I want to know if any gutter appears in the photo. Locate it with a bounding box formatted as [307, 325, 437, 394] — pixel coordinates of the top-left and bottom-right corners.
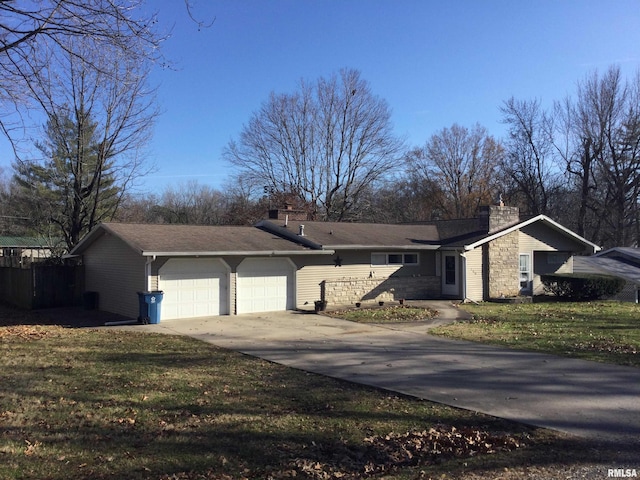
[460, 251, 468, 302]
[323, 244, 441, 250]
[141, 250, 336, 257]
[145, 255, 156, 291]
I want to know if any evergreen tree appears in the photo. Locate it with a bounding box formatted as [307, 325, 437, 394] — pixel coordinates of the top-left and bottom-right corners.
[14, 109, 121, 249]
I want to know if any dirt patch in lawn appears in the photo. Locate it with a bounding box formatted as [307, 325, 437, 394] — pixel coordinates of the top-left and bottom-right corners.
[325, 305, 438, 324]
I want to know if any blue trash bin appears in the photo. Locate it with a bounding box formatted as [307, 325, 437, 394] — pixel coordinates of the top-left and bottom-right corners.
[137, 291, 164, 324]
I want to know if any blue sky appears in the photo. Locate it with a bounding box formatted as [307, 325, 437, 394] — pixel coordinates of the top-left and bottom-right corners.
[3, 1, 640, 194]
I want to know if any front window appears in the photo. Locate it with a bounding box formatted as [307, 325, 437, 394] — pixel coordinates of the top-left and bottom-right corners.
[371, 253, 387, 265]
[371, 253, 419, 266]
[404, 253, 419, 265]
[519, 253, 531, 292]
[388, 254, 403, 265]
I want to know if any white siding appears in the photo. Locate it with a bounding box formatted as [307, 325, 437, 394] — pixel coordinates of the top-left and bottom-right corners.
[83, 232, 146, 318]
[464, 247, 484, 302]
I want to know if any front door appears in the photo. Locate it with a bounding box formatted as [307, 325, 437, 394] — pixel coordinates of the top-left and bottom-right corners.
[441, 253, 460, 297]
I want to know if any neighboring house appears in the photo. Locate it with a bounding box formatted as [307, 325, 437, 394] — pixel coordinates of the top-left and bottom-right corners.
[69, 204, 601, 321]
[0, 236, 56, 264]
[574, 247, 640, 303]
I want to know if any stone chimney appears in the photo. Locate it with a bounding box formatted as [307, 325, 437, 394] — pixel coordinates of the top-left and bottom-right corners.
[477, 204, 520, 233]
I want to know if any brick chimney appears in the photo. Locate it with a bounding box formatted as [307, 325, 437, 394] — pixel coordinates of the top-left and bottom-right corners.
[477, 204, 520, 233]
[268, 203, 308, 224]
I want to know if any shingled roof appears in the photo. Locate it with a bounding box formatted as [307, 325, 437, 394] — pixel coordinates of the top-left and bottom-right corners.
[256, 220, 441, 250]
[71, 205, 600, 258]
[70, 223, 324, 256]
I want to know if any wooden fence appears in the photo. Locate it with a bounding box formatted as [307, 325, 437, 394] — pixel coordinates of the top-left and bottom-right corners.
[0, 263, 84, 309]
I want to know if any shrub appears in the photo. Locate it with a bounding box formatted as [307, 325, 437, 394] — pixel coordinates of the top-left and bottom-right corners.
[541, 273, 625, 301]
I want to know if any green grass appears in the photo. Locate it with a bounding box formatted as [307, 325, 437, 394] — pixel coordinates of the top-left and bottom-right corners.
[325, 305, 436, 324]
[431, 301, 640, 367]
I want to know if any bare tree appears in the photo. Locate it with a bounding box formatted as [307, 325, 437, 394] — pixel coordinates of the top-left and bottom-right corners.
[554, 66, 640, 247]
[224, 68, 405, 221]
[354, 173, 444, 223]
[0, 167, 29, 235]
[409, 124, 502, 219]
[151, 181, 228, 225]
[115, 192, 162, 224]
[500, 97, 563, 215]
[12, 34, 158, 249]
[0, 1, 164, 148]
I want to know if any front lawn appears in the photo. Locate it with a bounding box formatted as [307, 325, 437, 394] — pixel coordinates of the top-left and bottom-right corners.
[1, 305, 636, 479]
[431, 301, 640, 367]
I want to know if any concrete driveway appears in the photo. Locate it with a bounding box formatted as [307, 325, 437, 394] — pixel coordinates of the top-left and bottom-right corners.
[132, 302, 640, 446]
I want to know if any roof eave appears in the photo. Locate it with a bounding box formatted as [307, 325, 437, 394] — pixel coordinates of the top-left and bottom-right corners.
[324, 244, 441, 250]
[595, 247, 640, 260]
[463, 215, 602, 253]
[142, 250, 335, 257]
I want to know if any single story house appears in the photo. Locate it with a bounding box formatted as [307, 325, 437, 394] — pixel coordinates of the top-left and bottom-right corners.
[574, 247, 640, 303]
[69, 204, 601, 321]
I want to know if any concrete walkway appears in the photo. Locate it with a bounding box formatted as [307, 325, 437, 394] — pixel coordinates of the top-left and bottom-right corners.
[126, 302, 640, 446]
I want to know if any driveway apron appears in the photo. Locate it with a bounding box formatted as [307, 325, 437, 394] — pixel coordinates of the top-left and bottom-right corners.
[137, 308, 640, 446]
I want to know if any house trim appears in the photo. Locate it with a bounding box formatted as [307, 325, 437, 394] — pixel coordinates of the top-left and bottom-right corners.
[463, 215, 601, 253]
[141, 250, 334, 257]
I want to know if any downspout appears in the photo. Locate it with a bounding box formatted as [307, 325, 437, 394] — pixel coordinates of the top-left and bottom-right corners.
[460, 251, 468, 303]
[145, 255, 156, 292]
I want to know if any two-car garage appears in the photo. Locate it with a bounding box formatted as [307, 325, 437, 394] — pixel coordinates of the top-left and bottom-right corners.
[158, 257, 295, 320]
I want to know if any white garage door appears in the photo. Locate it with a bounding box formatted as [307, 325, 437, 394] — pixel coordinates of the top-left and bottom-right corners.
[236, 258, 294, 314]
[158, 258, 229, 320]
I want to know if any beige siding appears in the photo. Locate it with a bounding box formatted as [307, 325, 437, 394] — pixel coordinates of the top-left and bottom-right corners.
[531, 252, 573, 294]
[83, 232, 146, 318]
[294, 250, 436, 308]
[464, 247, 484, 302]
[294, 253, 372, 307]
[520, 224, 580, 295]
[519, 224, 587, 252]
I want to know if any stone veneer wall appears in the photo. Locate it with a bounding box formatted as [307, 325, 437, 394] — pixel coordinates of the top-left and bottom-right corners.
[478, 205, 520, 233]
[321, 276, 440, 306]
[487, 230, 520, 298]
